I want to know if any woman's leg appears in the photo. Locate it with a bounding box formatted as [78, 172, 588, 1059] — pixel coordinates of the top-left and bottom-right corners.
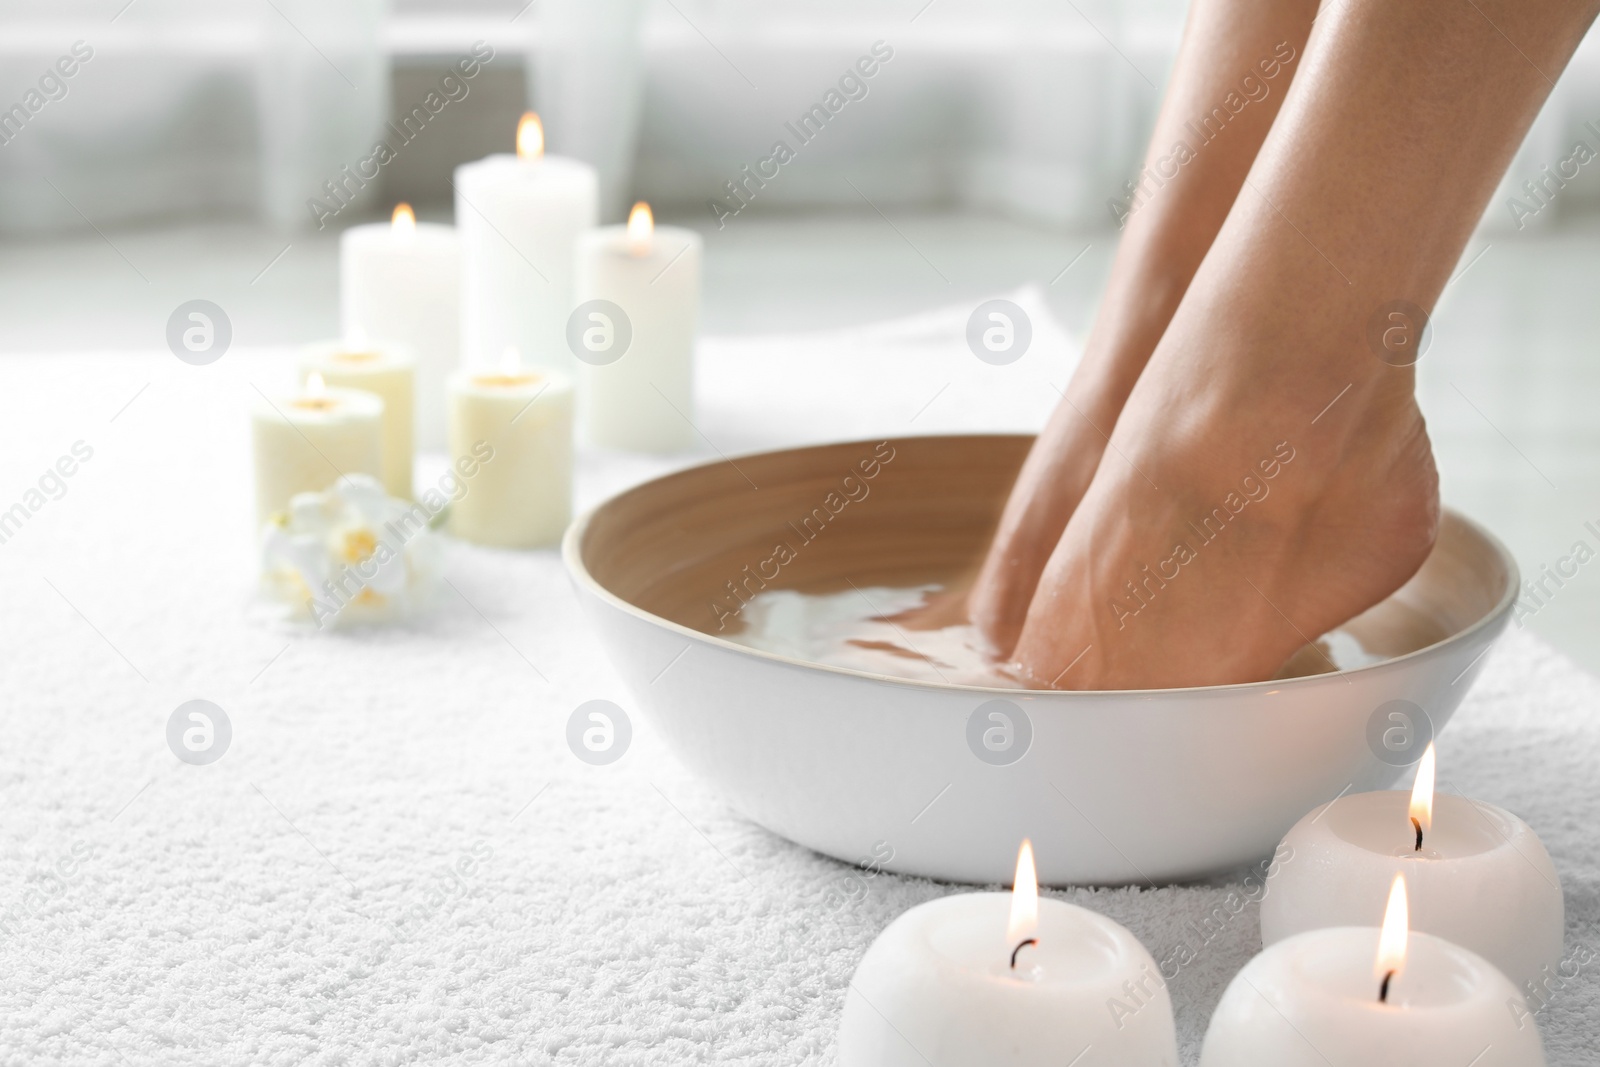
[1012, 0, 1600, 689]
[969, 0, 1320, 655]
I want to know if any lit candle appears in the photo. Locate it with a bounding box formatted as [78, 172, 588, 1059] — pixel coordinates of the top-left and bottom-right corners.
[1202, 875, 1545, 1065]
[252, 372, 383, 527]
[574, 200, 702, 452]
[837, 841, 1179, 1066]
[1261, 744, 1563, 993]
[300, 340, 414, 499]
[446, 349, 573, 548]
[454, 113, 599, 372]
[340, 203, 461, 451]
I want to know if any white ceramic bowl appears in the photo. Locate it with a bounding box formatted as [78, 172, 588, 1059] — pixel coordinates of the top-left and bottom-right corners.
[565, 435, 1517, 885]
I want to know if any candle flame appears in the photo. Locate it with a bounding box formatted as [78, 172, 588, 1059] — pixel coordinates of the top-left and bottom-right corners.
[306, 371, 327, 398]
[1007, 839, 1039, 945]
[1409, 743, 1435, 836]
[627, 201, 654, 256]
[391, 202, 416, 235]
[517, 112, 544, 160]
[1375, 873, 1409, 984]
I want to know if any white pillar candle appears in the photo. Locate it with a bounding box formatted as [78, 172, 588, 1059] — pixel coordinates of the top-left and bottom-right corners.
[300, 341, 414, 499]
[339, 204, 460, 451]
[446, 356, 573, 548]
[454, 113, 598, 373]
[574, 201, 701, 452]
[1260, 745, 1562, 994]
[838, 842, 1178, 1067]
[1203, 876, 1544, 1066]
[252, 374, 383, 528]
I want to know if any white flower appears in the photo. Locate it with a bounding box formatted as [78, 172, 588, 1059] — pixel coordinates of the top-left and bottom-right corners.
[259, 474, 442, 627]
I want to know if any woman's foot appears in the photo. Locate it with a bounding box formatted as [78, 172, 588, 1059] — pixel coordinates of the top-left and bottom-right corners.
[962, 0, 1321, 657]
[1010, 336, 1440, 690]
[1001, 0, 1600, 688]
[964, 380, 1125, 655]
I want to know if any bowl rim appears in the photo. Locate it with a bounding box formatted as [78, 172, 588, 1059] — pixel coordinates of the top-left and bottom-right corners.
[563, 433, 1521, 697]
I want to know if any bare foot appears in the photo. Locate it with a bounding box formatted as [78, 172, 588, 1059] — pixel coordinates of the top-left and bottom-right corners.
[965, 382, 1123, 655]
[905, 369, 1139, 653]
[1010, 345, 1440, 690]
[1003, 0, 1598, 688]
[962, 0, 1320, 657]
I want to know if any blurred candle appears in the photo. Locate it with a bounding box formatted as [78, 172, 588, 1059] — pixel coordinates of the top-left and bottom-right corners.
[252, 372, 383, 527]
[447, 350, 573, 547]
[340, 203, 460, 450]
[454, 113, 598, 372]
[300, 340, 414, 499]
[1203, 875, 1545, 1066]
[1260, 744, 1563, 993]
[574, 201, 701, 452]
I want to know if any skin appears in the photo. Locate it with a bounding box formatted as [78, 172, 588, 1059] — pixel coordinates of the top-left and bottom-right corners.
[991, 0, 1600, 689]
[969, 0, 1321, 657]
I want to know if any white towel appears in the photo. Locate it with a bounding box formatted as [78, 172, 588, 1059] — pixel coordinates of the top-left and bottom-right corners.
[0, 297, 1593, 1064]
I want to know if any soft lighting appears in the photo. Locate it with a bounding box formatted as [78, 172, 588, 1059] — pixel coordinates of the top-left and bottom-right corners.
[1375, 874, 1409, 996]
[627, 201, 654, 256]
[471, 347, 543, 389]
[1007, 839, 1039, 947]
[517, 112, 544, 160]
[293, 369, 335, 410]
[1409, 743, 1435, 845]
[391, 202, 416, 236]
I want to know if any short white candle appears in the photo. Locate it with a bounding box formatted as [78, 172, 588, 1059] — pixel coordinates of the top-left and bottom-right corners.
[446, 354, 573, 548]
[252, 373, 383, 527]
[339, 204, 460, 451]
[300, 341, 414, 499]
[574, 201, 701, 452]
[1204, 876, 1544, 1066]
[1261, 745, 1562, 993]
[838, 842, 1178, 1067]
[454, 113, 598, 372]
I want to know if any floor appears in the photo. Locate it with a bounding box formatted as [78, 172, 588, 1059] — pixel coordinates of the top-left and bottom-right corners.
[1, 209, 1596, 673]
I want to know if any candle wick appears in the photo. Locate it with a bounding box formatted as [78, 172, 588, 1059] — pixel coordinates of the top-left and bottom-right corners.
[1379, 969, 1396, 1003]
[1411, 816, 1423, 852]
[1009, 938, 1038, 969]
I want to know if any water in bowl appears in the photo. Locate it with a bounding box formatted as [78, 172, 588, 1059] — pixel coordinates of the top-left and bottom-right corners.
[722, 584, 1408, 688]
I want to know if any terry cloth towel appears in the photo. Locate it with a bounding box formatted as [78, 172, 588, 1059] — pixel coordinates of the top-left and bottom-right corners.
[0, 291, 1594, 1064]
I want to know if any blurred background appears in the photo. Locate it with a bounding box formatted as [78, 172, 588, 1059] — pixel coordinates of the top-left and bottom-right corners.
[3, 0, 1599, 671]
